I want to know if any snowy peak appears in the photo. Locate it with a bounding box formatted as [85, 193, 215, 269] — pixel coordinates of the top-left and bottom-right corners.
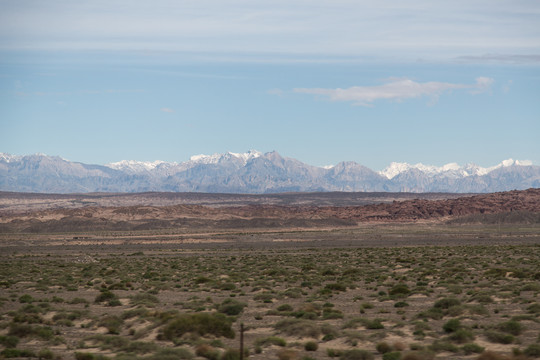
[0, 153, 21, 163]
[379, 159, 534, 179]
[107, 160, 168, 173]
[189, 150, 262, 165]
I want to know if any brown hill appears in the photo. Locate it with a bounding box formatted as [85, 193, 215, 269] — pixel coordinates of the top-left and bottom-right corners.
[0, 189, 538, 233]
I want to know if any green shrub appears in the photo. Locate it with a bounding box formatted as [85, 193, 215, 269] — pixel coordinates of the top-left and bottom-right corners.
[460, 343, 484, 354]
[389, 284, 411, 297]
[19, 294, 34, 303]
[433, 298, 461, 309]
[0, 335, 19, 348]
[37, 348, 55, 359]
[447, 329, 474, 344]
[394, 301, 409, 308]
[527, 303, 540, 314]
[364, 319, 384, 329]
[129, 293, 159, 307]
[277, 304, 294, 312]
[327, 348, 343, 357]
[383, 352, 402, 360]
[218, 299, 247, 316]
[304, 341, 318, 351]
[339, 349, 374, 360]
[496, 320, 523, 336]
[196, 344, 220, 360]
[485, 330, 514, 344]
[220, 349, 241, 360]
[255, 336, 286, 347]
[376, 342, 392, 354]
[98, 315, 123, 335]
[428, 340, 458, 353]
[524, 343, 540, 357]
[94, 290, 118, 305]
[325, 283, 347, 292]
[1, 348, 36, 358]
[161, 313, 234, 341]
[442, 319, 461, 333]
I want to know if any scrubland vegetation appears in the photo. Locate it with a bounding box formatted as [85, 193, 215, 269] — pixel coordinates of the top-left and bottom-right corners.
[1, 237, 540, 359]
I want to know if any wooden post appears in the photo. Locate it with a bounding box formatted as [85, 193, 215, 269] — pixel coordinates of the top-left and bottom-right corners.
[240, 322, 244, 360]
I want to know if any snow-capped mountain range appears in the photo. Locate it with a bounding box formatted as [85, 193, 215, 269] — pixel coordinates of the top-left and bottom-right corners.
[1, 151, 538, 194]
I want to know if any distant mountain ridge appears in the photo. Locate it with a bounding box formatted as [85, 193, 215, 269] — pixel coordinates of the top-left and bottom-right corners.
[1, 151, 539, 194]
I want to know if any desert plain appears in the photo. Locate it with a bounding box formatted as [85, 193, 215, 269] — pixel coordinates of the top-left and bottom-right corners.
[0, 189, 539, 360]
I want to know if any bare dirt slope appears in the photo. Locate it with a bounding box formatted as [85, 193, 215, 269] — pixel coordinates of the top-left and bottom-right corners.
[0, 189, 539, 234]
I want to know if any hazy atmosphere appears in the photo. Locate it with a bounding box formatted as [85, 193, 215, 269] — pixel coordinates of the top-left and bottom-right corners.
[1, 0, 539, 169]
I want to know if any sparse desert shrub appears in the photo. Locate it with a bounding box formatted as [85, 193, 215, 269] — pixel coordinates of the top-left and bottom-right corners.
[255, 336, 286, 347]
[376, 342, 392, 354]
[274, 319, 321, 338]
[485, 330, 515, 344]
[8, 323, 54, 340]
[304, 341, 318, 351]
[277, 304, 294, 312]
[218, 299, 247, 316]
[339, 349, 374, 360]
[496, 320, 523, 336]
[394, 301, 409, 308]
[361, 302, 374, 310]
[383, 352, 402, 360]
[323, 308, 344, 319]
[220, 349, 243, 360]
[69, 297, 89, 305]
[94, 290, 119, 306]
[527, 303, 540, 314]
[521, 283, 540, 291]
[196, 344, 221, 360]
[37, 348, 55, 359]
[429, 340, 459, 353]
[327, 349, 343, 358]
[129, 293, 159, 307]
[461, 343, 484, 355]
[19, 294, 34, 303]
[325, 283, 347, 292]
[448, 329, 475, 343]
[0, 335, 19, 348]
[364, 319, 385, 329]
[416, 307, 443, 320]
[524, 343, 540, 357]
[433, 297, 461, 309]
[1, 348, 37, 358]
[98, 315, 123, 335]
[389, 284, 411, 297]
[443, 318, 461, 333]
[161, 313, 234, 341]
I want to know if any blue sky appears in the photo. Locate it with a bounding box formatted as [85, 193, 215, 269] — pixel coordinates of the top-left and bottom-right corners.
[1, 0, 539, 170]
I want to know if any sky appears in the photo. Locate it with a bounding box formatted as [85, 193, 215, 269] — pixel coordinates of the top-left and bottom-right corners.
[1, 0, 539, 170]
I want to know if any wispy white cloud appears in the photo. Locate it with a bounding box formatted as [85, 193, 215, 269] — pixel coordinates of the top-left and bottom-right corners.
[0, 1, 538, 63]
[294, 77, 494, 106]
[160, 107, 174, 113]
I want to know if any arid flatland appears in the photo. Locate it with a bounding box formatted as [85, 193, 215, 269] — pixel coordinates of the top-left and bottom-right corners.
[0, 190, 539, 360]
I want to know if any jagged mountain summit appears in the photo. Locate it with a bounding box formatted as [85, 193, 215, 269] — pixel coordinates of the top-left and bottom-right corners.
[0, 151, 538, 194]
